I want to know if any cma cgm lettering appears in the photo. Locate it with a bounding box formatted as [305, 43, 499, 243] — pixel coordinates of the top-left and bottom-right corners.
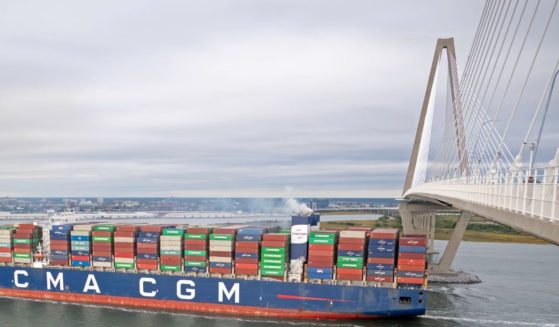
[0, 266, 425, 318]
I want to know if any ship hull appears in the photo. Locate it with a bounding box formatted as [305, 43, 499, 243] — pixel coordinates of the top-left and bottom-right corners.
[0, 266, 425, 319]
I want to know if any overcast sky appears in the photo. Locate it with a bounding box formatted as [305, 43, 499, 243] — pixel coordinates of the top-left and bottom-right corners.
[0, 1, 556, 198]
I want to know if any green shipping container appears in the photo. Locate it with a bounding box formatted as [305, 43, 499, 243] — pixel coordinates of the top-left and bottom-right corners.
[309, 237, 335, 245]
[184, 233, 207, 240]
[260, 269, 285, 277]
[93, 225, 116, 232]
[0, 226, 16, 230]
[13, 252, 32, 259]
[210, 234, 233, 241]
[261, 258, 285, 265]
[160, 265, 182, 272]
[115, 262, 135, 269]
[261, 263, 284, 270]
[13, 239, 32, 244]
[309, 232, 336, 239]
[161, 250, 182, 256]
[92, 236, 112, 242]
[163, 228, 185, 236]
[184, 249, 207, 257]
[337, 256, 364, 264]
[184, 260, 206, 267]
[261, 252, 285, 260]
[261, 247, 286, 255]
[337, 262, 363, 269]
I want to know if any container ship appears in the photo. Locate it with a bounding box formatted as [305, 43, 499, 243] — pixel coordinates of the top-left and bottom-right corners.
[0, 214, 427, 319]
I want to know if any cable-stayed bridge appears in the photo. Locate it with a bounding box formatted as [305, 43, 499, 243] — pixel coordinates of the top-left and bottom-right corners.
[399, 0, 559, 274]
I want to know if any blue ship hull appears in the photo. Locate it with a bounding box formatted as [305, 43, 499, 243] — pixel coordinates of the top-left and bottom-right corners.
[0, 266, 425, 319]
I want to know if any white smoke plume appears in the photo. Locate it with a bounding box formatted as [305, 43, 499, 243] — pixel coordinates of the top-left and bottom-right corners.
[284, 186, 314, 216]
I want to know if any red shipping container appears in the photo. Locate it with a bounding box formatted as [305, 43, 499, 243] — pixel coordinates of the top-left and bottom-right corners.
[308, 250, 335, 257]
[14, 244, 32, 250]
[137, 263, 158, 270]
[51, 240, 70, 246]
[137, 258, 158, 264]
[114, 246, 135, 253]
[92, 251, 112, 257]
[212, 228, 237, 235]
[160, 256, 181, 265]
[114, 231, 136, 237]
[234, 268, 258, 275]
[397, 264, 425, 272]
[92, 243, 112, 249]
[184, 240, 206, 246]
[140, 226, 164, 233]
[397, 277, 425, 285]
[209, 267, 232, 274]
[210, 251, 232, 257]
[263, 234, 289, 241]
[337, 273, 363, 281]
[235, 257, 258, 264]
[14, 233, 32, 239]
[235, 241, 259, 250]
[307, 259, 335, 267]
[308, 244, 335, 251]
[184, 256, 207, 261]
[115, 242, 136, 247]
[398, 252, 426, 260]
[136, 243, 157, 250]
[50, 260, 69, 266]
[338, 243, 365, 251]
[71, 255, 89, 261]
[400, 237, 427, 246]
[398, 258, 426, 266]
[261, 240, 287, 248]
[338, 238, 366, 245]
[0, 257, 12, 263]
[114, 252, 134, 259]
[18, 223, 35, 229]
[366, 275, 393, 282]
[184, 244, 207, 251]
[367, 257, 395, 264]
[234, 263, 258, 270]
[116, 225, 139, 232]
[50, 245, 69, 251]
[92, 231, 112, 237]
[369, 228, 399, 239]
[187, 227, 211, 234]
[336, 267, 363, 276]
[0, 248, 11, 253]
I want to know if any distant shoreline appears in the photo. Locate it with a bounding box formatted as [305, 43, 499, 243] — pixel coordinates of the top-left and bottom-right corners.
[321, 218, 548, 244]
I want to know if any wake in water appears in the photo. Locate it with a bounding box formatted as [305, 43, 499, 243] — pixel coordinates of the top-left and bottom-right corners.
[422, 315, 558, 327]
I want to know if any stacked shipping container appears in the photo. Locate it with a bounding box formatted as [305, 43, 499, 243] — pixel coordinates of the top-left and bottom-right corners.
[261, 232, 289, 279]
[307, 231, 337, 280]
[160, 228, 184, 272]
[336, 230, 367, 281]
[92, 225, 115, 268]
[184, 227, 210, 273]
[71, 225, 92, 267]
[50, 224, 72, 266]
[115, 225, 138, 270]
[397, 234, 428, 286]
[209, 228, 236, 274]
[366, 228, 399, 283]
[0, 226, 15, 263]
[234, 228, 264, 276]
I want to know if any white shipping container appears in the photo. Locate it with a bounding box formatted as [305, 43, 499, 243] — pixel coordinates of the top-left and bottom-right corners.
[73, 225, 94, 231]
[0, 235, 12, 241]
[340, 230, 367, 238]
[0, 252, 12, 258]
[291, 225, 310, 234]
[92, 261, 113, 268]
[71, 230, 91, 236]
[160, 240, 181, 247]
[209, 256, 232, 263]
[0, 242, 12, 247]
[14, 257, 32, 264]
[209, 244, 233, 252]
[160, 235, 182, 241]
[160, 245, 182, 251]
[209, 240, 233, 247]
[114, 258, 134, 264]
[291, 234, 308, 244]
[114, 237, 135, 243]
[0, 230, 13, 236]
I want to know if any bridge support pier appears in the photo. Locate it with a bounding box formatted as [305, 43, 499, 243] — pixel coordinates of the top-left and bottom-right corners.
[430, 211, 470, 274]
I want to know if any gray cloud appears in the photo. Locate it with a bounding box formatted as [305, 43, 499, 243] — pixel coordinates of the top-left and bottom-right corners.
[0, 1, 556, 197]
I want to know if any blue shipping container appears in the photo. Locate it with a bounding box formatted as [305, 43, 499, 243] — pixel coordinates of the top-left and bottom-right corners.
[366, 263, 394, 271]
[338, 250, 364, 257]
[210, 262, 232, 268]
[399, 246, 426, 253]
